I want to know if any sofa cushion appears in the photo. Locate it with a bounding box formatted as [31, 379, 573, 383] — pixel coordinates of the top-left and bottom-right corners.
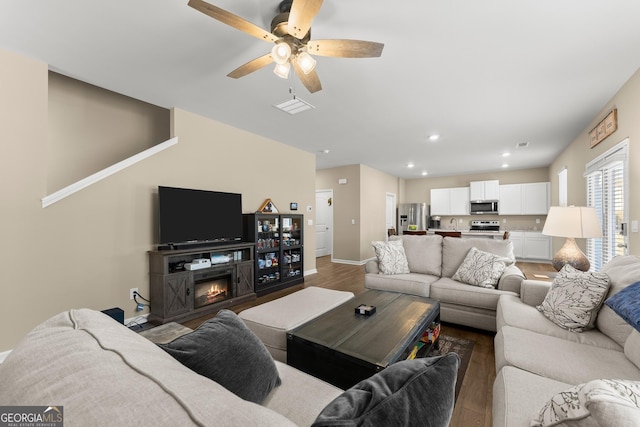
[159, 309, 281, 404]
[605, 281, 640, 332]
[597, 255, 640, 346]
[536, 264, 610, 332]
[431, 277, 515, 311]
[393, 234, 443, 276]
[495, 326, 640, 385]
[452, 247, 508, 288]
[496, 295, 622, 351]
[625, 330, 640, 371]
[441, 237, 514, 278]
[493, 366, 571, 427]
[371, 240, 410, 275]
[532, 379, 640, 427]
[365, 272, 437, 297]
[312, 354, 459, 427]
[0, 309, 296, 426]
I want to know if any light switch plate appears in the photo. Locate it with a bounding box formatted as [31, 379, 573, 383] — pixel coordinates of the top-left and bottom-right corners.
[632, 220, 638, 233]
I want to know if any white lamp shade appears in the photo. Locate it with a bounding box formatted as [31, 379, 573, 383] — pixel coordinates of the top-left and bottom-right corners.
[273, 62, 291, 79]
[297, 51, 316, 74]
[271, 42, 292, 65]
[542, 206, 603, 238]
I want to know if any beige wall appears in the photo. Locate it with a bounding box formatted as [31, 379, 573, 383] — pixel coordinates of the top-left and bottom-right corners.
[403, 167, 550, 231]
[0, 48, 316, 352]
[48, 72, 170, 192]
[549, 67, 640, 256]
[316, 165, 399, 262]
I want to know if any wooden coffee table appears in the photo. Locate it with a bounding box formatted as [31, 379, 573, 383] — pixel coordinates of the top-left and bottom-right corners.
[287, 290, 440, 389]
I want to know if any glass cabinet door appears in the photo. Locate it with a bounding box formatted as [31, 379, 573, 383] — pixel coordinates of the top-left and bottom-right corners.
[281, 215, 303, 280]
[256, 215, 280, 286]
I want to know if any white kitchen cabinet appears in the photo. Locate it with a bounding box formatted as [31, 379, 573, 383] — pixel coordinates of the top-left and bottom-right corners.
[470, 180, 499, 201]
[430, 188, 451, 215]
[523, 232, 552, 260]
[522, 183, 550, 215]
[509, 231, 525, 258]
[499, 184, 522, 215]
[499, 182, 550, 215]
[430, 187, 469, 216]
[450, 187, 470, 215]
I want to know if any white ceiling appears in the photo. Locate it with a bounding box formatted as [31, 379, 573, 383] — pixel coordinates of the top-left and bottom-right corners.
[2, 0, 640, 178]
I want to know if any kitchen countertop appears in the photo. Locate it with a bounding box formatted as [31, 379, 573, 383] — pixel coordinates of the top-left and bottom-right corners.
[426, 228, 504, 237]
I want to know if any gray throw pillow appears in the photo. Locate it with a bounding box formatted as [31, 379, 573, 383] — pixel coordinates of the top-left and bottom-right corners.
[312, 353, 460, 427]
[159, 309, 281, 404]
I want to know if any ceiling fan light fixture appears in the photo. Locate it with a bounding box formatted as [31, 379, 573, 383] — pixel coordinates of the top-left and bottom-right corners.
[297, 51, 316, 74]
[271, 42, 292, 65]
[273, 62, 291, 79]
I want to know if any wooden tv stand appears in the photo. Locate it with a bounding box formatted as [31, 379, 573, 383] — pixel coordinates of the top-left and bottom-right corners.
[148, 242, 256, 324]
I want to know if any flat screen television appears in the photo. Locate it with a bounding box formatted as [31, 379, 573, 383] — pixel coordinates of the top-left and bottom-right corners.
[158, 186, 243, 245]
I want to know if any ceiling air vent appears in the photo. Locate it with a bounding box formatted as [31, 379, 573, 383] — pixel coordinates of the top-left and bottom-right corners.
[516, 141, 530, 149]
[273, 97, 315, 115]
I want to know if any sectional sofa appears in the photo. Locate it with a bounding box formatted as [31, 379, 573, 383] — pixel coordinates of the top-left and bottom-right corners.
[364, 234, 525, 331]
[493, 255, 640, 426]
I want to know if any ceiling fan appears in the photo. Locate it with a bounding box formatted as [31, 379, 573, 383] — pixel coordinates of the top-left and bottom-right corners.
[187, 0, 384, 93]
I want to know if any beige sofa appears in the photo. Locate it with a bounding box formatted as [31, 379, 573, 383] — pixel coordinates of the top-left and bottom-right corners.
[365, 235, 525, 331]
[492, 255, 640, 426]
[0, 309, 343, 426]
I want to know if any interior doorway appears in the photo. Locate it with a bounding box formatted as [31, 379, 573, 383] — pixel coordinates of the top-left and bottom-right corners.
[386, 193, 396, 239]
[315, 189, 333, 257]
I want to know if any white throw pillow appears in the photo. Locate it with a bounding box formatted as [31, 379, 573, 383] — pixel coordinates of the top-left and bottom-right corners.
[371, 240, 410, 275]
[532, 379, 640, 427]
[537, 264, 610, 332]
[451, 247, 507, 288]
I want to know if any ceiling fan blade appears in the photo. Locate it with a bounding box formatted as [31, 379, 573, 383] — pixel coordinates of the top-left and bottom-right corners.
[306, 39, 384, 58]
[288, 0, 323, 39]
[293, 61, 322, 93]
[188, 0, 277, 43]
[227, 53, 274, 78]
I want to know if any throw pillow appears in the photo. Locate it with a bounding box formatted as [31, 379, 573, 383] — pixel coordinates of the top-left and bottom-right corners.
[536, 264, 610, 332]
[605, 281, 640, 332]
[531, 379, 640, 427]
[371, 240, 410, 275]
[312, 354, 460, 427]
[451, 247, 507, 288]
[158, 309, 281, 404]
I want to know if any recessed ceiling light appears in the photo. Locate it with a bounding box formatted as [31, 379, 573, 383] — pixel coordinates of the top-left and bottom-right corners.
[407, 162, 415, 168]
[502, 163, 509, 168]
[429, 134, 440, 142]
[502, 152, 511, 157]
[421, 171, 428, 176]
[320, 149, 330, 154]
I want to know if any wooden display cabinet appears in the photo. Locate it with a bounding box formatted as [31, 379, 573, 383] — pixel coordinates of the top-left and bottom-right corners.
[243, 213, 304, 296]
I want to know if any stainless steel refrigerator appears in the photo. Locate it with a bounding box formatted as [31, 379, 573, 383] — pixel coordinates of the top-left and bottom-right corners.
[398, 203, 429, 232]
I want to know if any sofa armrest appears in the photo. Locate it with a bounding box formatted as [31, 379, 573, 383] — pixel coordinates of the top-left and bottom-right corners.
[520, 280, 552, 307]
[364, 259, 380, 274]
[496, 265, 525, 294]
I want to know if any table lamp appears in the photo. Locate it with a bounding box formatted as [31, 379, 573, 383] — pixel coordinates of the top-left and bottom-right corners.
[542, 206, 603, 272]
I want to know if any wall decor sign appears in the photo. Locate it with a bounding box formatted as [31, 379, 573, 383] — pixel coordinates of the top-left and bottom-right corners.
[589, 109, 617, 148]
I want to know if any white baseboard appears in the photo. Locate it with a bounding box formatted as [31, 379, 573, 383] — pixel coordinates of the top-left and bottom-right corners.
[0, 350, 11, 364]
[304, 268, 318, 276]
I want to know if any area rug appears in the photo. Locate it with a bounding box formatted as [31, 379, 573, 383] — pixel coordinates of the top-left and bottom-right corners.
[138, 322, 193, 344]
[418, 334, 475, 399]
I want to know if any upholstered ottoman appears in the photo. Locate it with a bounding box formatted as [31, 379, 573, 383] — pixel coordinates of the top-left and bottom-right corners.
[238, 286, 355, 362]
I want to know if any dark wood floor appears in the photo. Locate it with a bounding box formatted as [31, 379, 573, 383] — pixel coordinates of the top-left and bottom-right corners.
[183, 256, 554, 427]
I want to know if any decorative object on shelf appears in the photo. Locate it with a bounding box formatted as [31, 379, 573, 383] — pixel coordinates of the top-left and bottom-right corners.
[258, 198, 279, 213]
[542, 206, 603, 271]
[589, 109, 617, 148]
[290, 202, 298, 211]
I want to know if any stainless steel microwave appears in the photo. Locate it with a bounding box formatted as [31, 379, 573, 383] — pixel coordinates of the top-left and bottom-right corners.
[470, 201, 499, 215]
